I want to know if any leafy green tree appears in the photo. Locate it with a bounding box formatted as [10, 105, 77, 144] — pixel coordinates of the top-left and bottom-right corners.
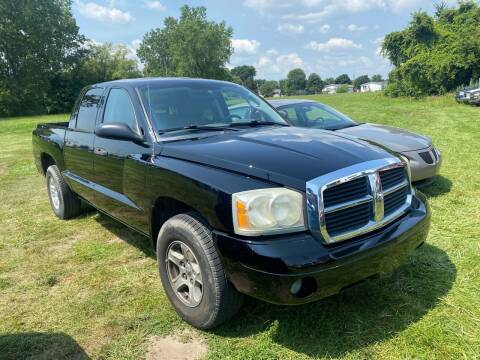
[137, 6, 233, 80]
[259, 80, 279, 97]
[279, 79, 288, 95]
[254, 79, 266, 90]
[335, 74, 352, 84]
[286, 68, 306, 95]
[324, 77, 335, 85]
[371, 74, 384, 82]
[382, 2, 480, 96]
[353, 75, 370, 89]
[306, 73, 324, 94]
[83, 43, 142, 83]
[231, 65, 257, 91]
[336, 84, 350, 93]
[0, 0, 86, 116]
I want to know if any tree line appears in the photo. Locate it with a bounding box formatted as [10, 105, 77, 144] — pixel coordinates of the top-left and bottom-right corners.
[1, 0, 478, 117]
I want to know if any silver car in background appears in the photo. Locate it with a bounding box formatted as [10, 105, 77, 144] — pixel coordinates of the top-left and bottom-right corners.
[268, 99, 441, 183]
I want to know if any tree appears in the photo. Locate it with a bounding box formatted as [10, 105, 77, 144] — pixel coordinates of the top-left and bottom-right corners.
[371, 74, 384, 82]
[83, 43, 142, 83]
[286, 68, 306, 95]
[306, 73, 324, 94]
[324, 77, 335, 85]
[353, 75, 370, 89]
[335, 74, 352, 84]
[382, 3, 480, 96]
[336, 84, 350, 93]
[137, 6, 233, 80]
[279, 79, 288, 95]
[259, 80, 279, 97]
[0, 0, 86, 116]
[231, 65, 257, 91]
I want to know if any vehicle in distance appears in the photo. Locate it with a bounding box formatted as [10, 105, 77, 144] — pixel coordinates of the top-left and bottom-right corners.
[268, 99, 441, 183]
[33, 78, 431, 329]
[456, 87, 480, 106]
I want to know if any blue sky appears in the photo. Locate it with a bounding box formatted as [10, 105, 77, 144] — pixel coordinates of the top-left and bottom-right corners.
[72, 0, 451, 80]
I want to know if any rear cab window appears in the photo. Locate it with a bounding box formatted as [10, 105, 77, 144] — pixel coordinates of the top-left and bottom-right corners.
[72, 87, 104, 132]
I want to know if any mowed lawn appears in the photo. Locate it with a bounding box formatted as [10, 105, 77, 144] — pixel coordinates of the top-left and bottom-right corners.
[0, 92, 479, 359]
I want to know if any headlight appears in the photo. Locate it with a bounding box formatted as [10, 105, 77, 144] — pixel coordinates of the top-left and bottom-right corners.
[232, 188, 305, 236]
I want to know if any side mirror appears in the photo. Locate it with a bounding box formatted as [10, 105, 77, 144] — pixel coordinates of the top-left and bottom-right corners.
[278, 110, 288, 119]
[95, 122, 144, 143]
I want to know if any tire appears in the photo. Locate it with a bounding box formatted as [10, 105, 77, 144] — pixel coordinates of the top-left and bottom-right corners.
[156, 213, 243, 329]
[46, 165, 82, 219]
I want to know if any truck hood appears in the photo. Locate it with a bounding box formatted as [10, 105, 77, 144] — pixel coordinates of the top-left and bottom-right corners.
[336, 123, 432, 153]
[161, 127, 394, 190]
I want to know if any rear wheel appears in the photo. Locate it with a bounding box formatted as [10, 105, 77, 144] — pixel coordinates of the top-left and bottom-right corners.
[157, 213, 243, 329]
[46, 165, 81, 219]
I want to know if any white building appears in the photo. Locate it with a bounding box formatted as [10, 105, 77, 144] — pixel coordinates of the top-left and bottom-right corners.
[322, 84, 340, 94]
[322, 84, 354, 94]
[360, 81, 386, 93]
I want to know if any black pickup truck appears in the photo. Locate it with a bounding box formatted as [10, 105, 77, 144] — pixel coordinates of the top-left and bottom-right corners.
[32, 78, 431, 329]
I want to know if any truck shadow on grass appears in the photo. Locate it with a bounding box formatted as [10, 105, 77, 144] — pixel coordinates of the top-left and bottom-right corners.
[0, 332, 90, 360]
[213, 243, 456, 358]
[415, 175, 452, 198]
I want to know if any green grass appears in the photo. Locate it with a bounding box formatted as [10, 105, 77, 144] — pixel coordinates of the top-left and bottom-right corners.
[0, 93, 479, 359]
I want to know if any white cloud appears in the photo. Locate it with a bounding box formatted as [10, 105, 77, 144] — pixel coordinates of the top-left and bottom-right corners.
[306, 38, 362, 52]
[319, 24, 331, 33]
[76, 1, 134, 23]
[277, 23, 305, 34]
[232, 39, 261, 54]
[256, 51, 304, 77]
[249, 0, 429, 22]
[345, 24, 368, 32]
[143, 1, 166, 10]
[338, 56, 372, 67]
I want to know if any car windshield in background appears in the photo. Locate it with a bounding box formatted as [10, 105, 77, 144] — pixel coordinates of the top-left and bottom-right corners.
[282, 103, 358, 130]
[138, 81, 287, 134]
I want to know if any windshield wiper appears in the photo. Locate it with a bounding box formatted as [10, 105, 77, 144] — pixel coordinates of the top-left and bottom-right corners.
[330, 123, 362, 131]
[228, 120, 289, 127]
[158, 124, 240, 135]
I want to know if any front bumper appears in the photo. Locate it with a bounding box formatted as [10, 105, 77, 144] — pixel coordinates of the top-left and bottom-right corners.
[402, 147, 442, 183]
[214, 192, 430, 305]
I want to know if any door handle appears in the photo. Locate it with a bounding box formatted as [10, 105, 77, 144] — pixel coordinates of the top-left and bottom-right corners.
[94, 147, 108, 156]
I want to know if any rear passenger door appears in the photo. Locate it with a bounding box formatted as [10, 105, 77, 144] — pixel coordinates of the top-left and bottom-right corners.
[92, 87, 152, 232]
[64, 87, 104, 203]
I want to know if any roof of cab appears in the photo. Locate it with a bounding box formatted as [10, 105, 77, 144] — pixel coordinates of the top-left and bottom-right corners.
[268, 99, 317, 107]
[94, 77, 234, 88]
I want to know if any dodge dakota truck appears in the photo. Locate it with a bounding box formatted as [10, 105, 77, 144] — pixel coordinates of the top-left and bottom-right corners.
[32, 78, 431, 329]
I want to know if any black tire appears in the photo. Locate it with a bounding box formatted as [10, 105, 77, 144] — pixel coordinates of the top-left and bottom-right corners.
[45, 165, 82, 219]
[156, 213, 243, 329]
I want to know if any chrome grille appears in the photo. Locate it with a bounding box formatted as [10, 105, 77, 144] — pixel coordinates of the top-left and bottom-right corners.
[306, 158, 413, 244]
[323, 177, 369, 206]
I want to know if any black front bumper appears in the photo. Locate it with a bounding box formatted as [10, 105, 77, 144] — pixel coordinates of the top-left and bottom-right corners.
[214, 192, 431, 305]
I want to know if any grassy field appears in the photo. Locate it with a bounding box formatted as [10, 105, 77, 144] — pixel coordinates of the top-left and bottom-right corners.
[0, 92, 479, 359]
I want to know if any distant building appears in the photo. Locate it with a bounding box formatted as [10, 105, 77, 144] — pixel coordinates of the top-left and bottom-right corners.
[322, 84, 340, 94]
[322, 84, 354, 94]
[272, 89, 282, 97]
[360, 81, 387, 93]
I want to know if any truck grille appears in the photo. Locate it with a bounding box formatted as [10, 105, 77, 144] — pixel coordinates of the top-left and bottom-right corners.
[307, 159, 413, 244]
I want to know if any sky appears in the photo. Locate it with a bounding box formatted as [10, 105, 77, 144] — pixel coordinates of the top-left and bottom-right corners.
[71, 0, 452, 80]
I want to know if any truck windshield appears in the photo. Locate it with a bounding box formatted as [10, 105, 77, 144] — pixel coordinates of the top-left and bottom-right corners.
[138, 81, 287, 134]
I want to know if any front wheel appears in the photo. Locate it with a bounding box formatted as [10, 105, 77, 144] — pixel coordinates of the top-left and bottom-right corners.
[156, 213, 243, 329]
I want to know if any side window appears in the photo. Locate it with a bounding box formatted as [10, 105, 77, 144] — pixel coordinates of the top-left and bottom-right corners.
[283, 106, 299, 123]
[76, 88, 104, 132]
[103, 88, 137, 129]
[304, 106, 337, 122]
